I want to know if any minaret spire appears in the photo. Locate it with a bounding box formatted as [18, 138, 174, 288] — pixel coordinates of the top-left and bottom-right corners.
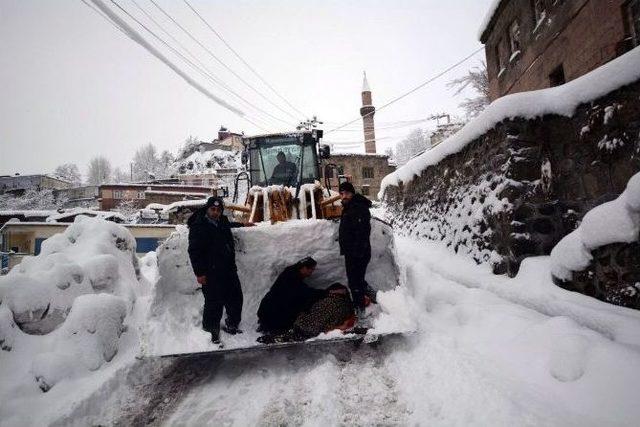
[360, 71, 376, 153]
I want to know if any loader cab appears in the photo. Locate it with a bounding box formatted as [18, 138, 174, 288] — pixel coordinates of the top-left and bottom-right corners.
[243, 131, 323, 187]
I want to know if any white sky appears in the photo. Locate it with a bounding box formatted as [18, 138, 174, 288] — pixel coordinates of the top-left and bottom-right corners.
[0, 0, 493, 176]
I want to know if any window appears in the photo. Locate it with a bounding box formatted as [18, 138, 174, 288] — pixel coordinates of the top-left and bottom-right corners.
[508, 20, 521, 58]
[549, 64, 566, 87]
[137, 190, 145, 199]
[113, 190, 124, 199]
[361, 186, 370, 196]
[362, 167, 374, 179]
[626, 0, 640, 46]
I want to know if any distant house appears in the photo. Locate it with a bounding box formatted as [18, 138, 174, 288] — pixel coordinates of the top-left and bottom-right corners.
[320, 154, 395, 199]
[479, 0, 640, 101]
[99, 183, 213, 211]
[0, 174, 72, 195]
[53, 185, 100, 208]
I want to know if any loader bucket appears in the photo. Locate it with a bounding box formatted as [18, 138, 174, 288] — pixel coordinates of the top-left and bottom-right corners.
[140, 218, 402, 357]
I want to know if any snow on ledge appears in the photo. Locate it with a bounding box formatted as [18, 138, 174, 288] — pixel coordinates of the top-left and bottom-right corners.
[379, 46, 640, 199]
[477, 0, 503, 41]
[550, 173, 640, 281]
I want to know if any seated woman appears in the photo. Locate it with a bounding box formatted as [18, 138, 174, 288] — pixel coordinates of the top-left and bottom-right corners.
[293, 283, 355, 340]
[257, 257, 325, 336]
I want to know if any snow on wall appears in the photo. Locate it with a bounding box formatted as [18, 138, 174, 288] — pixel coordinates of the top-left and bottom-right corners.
[143, 218, 401, 356]
[380, 46, 640, 198]
[551, 172, 640, 280]
[477, 0, 503, 40]
[0, 217, 142, 392]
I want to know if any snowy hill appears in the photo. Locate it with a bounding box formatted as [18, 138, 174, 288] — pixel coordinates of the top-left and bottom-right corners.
[169, 147, 241, 176]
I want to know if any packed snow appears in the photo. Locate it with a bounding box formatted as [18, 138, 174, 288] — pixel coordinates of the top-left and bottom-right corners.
[3, 212, 640, 425]
[142, 218, 404, 357]
[551, 172, 640, 280]
[379, 46, 640, 198]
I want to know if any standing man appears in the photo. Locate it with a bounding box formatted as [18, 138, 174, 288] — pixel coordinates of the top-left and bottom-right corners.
[187, 196, 253, 344]
[338, 181, 373, 322]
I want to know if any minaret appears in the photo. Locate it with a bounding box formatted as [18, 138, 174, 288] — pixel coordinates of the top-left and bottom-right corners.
[360, 71, 376, 153]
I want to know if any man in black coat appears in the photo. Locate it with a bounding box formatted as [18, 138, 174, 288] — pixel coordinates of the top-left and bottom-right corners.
[257, 257, 325, 334]
[187, 196, 253, 344]
[338, 181, 372, 317]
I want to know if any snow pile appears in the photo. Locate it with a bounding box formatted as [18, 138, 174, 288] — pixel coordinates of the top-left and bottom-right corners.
[0, 217, 136, 334]
[0, 217, 142, 402]
[143, 218, 402, 356]
[380, 46, 640, 198]
[31, 294, 127, 392]
[550, 172, 640, 280]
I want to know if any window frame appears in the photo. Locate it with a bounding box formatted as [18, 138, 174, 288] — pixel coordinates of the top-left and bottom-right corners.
[362, 166, 374, 179]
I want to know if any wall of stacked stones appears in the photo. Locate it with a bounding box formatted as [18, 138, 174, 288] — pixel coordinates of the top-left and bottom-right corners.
[384, 80, 640, 282]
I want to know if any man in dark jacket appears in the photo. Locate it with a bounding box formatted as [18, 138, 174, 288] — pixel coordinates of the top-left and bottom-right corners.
[257, 257, 325, 334]
[270, 151, 298, 186]
[338, 181, 372, 318]
[187, 197, 253, 344]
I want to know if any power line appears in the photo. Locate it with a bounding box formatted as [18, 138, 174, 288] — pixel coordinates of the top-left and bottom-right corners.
[85, 0, 266, 130]
[182, 0, 308, 119]
[149, 0, 297, 125]
[106, 0, 281, 131]
[125, 0, 279, 130]
[325, 47, 484, 134]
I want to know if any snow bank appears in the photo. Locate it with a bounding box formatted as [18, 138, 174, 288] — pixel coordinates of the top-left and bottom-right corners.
[551, 172, 640, 280]
[143, 218, 402, 356]
[31, 294, 127, 392]
[0, 216, 142, 408]
[379, 46, 640, 198]
[0, 216, 137, 334]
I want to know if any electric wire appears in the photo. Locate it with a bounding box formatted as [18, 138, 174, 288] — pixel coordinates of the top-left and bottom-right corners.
[325, 47, 484, 134]
[182, 0, 308, 119]
[149, 0, 298, 124]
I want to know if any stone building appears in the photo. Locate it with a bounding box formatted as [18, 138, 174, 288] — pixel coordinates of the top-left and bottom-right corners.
[480, 0, 640, 100]
[0, 174, 72, 194]
[320, 154, 395, 199]
[99, 184, 212, 211]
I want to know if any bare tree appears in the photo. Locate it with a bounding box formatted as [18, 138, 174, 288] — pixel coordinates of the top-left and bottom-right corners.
[395, 128, 431, 166]
[132, 143, 161, 182]
[0, 188, 68, 210]
[53, 163, 82, 186]
[86, 156, 112, 185]
[448, 61, 490, 118]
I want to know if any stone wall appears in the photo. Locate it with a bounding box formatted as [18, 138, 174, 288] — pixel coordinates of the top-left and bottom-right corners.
[383, 79, 640, 278]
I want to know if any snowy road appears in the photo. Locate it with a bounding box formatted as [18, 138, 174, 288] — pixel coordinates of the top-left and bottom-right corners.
[95, 236, 640, 426]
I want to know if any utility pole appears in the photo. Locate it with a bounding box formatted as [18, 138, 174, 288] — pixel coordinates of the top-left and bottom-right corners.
[296, 116, 323, 131]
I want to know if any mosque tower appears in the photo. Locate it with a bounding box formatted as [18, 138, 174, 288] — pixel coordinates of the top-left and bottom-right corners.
[360, 71, 377, 153]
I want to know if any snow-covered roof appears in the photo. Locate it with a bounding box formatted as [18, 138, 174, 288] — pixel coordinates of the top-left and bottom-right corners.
[0, 210, 57, 218]
[45, 208, 126, 222]
[144, 190, 209, 197]
[379, 46, 640, 198]
[478, 0, 505, 42]
[162, 199, 209, 213]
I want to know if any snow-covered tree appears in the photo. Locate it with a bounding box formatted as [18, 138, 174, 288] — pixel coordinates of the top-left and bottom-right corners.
[53, 163, 82, 186]
[177, 135, 200, 160]
[395, 128, 431, 166]
[86, 156, 112, 185]
[448, 61, 490, 118]
[131, 143, 173, 181]
[0, 188, 68, 210]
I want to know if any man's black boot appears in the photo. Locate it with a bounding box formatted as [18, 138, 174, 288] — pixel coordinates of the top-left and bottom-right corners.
[221, 324, 243, 335]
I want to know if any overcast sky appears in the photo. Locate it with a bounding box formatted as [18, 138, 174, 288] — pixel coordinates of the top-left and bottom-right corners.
[0, 0, 493, 176]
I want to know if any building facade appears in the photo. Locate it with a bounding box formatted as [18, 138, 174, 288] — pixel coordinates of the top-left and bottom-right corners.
[320, 154, 395, 199]
[480, 0, 640, 100]
[0, 174, 72, 194]
[99, 184, 213, 211]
